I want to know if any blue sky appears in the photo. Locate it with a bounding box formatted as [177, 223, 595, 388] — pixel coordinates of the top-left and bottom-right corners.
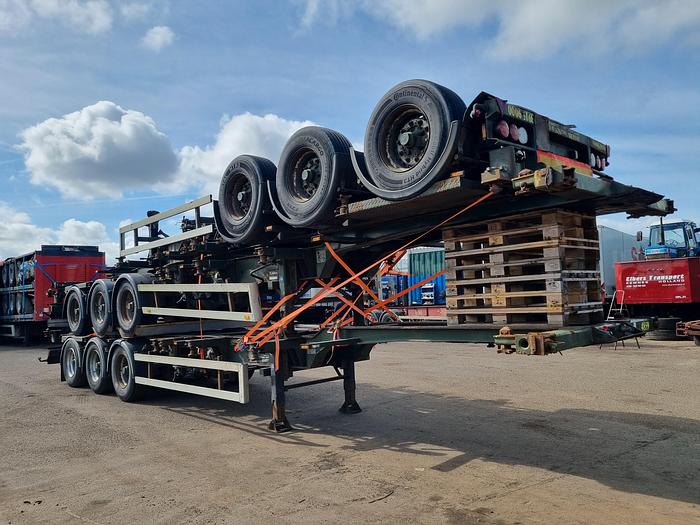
[1, 0, 699, 260]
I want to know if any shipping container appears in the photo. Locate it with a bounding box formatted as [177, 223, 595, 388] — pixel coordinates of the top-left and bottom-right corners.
[598, 225, 647, 297]
[408, 247, 446, 306]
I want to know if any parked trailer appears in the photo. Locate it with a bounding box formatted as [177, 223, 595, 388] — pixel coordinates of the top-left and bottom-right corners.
[49, 79, 673, 432]
[0, 245, 105, 341]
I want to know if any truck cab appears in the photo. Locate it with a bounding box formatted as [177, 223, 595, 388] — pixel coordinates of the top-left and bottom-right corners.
[645, 221, 700, 259]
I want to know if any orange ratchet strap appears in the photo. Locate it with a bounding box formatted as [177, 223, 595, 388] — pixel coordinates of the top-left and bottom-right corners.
[244, 191, 494, 350]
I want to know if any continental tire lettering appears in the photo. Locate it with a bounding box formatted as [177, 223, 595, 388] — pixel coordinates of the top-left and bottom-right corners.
[393, 89, 426, 101]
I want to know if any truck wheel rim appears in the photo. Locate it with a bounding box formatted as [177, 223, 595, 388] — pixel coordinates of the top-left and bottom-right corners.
[226, 174, 252, 219]
[67, 295, 80, 326]
[381, 106, 430, 171]
[87, 347, 101, 384]
[92, 292, 106, 325]
[290, 149, 321, 202]
[119, 288, 136, 324]
[65, 347, 77, 378]
[116, 354, 129, 389]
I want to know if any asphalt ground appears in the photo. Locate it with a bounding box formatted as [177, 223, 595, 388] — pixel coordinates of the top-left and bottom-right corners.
[1, 338, 699, 524]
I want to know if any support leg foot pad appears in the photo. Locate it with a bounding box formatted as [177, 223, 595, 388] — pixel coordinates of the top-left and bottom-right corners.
[339, 401, 362, 414]
[268, 418, 293, 433]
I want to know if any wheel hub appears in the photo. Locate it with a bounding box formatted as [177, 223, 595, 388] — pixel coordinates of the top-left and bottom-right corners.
[292, 152, 321, 201]
[382, 108, 431, 171]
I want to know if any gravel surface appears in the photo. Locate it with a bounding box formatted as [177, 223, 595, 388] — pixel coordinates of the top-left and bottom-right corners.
[1, 338, 699, 524]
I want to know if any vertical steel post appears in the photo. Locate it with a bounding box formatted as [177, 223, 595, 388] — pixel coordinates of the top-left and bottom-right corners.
[269, 350, 292, 432]
[339, 350, 362, 414]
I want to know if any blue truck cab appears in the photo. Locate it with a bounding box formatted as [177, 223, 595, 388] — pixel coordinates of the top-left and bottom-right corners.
[645, 221, 700, 259]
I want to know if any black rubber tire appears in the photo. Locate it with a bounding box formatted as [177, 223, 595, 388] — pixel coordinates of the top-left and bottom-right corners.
[61, 338, 87, 387]
[84, 337, 113, 394]
[217, 155, 277, 245]
[363, 79, 466, 200]
[115, 275, 153, 338]
[88, 279, 114, 337]
[110, 340, 145, 402]
[656, 317, 681, 331]
[64, 287, 90, 336]
[275, 126, 354, 228]
[693, 336, 700, 346]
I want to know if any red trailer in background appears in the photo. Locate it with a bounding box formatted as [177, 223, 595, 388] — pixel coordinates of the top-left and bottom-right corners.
[0, 245, 105, 342]
[615, 257, 700, 307]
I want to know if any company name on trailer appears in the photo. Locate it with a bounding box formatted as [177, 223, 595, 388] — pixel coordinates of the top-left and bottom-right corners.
[624, 274, 686, 287]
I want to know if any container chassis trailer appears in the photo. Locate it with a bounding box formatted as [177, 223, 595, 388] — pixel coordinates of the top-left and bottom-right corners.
[49, 79, 673, 432]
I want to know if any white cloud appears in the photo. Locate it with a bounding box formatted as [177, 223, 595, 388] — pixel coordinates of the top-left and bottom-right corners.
[19, 100, 178, 199]
[299, 0, 700, 59]
[0, 0, 113, 34]
[175, 112, 314, 195]
[141, 24, 174, 51]
[18, 101, 316, 199]
[0, 0, 32, 34]
[119, 1, 150, 21]
[0, 201, 119, 263]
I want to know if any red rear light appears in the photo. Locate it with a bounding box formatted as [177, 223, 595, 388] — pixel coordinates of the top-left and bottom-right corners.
[495, 120, 509, 138]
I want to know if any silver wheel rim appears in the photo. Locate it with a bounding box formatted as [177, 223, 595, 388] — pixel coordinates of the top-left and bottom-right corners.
[87, 347, 101, 384]
[65, 347, 77, 378]
[116, 353, 130, 389]
[119, 288, 135, 326]
[92, 291, 106, 326]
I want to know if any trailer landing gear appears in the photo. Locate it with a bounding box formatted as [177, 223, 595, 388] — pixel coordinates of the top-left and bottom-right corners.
[339, 356, 361, 414]
[267, 350, 362, 432]
[269, 360, 292, 433]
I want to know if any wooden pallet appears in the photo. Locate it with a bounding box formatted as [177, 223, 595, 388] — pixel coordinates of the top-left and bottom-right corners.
[443, 210, 603, 326]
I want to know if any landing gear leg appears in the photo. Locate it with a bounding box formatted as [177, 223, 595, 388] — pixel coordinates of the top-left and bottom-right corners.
[269, 354, 292, 433]
[339, 353, 362, 414]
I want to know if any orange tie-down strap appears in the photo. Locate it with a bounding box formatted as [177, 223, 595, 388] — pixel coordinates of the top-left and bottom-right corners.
[244, 191, 495, 352]
[364, 268, 446, 316]
[324, 243, 399, 321]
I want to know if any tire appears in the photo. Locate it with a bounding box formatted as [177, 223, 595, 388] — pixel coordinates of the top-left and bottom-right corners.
[88, 279, 114, 336]
[363, 79, 466, 200]
[114, 274, 154, 338]
[110, 340, 146, 402]
[64, 286, 90, 335]
[693, 336, 700, 346]
[217, 155, 277, 245]
[656, 317, 681, 331]
[61, 338, 86, 387]
[275, 126, 355, 228]
[84, 337, 113, 394]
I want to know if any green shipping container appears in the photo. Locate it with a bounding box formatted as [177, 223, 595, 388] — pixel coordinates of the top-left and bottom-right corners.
[408, 248, 446, 305]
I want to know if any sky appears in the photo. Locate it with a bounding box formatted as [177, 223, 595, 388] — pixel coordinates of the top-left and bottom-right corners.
[1, 0, 699, 262]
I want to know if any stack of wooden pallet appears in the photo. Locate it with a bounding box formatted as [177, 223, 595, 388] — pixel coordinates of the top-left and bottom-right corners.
[443, 209, 602, 327]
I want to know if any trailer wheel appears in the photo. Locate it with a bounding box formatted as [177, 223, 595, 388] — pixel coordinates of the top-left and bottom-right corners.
[110, 340, 145, 402]
[84, 338, 113, 394]
[115, 278, 150, 338]
[64, 287, 90, 336]
[275, 126, 355, 228]
[61, 338, 86, 387]
[217, 155, 277, 245]
[88, 279, 114, 337]
[362, 79, 466, 200]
